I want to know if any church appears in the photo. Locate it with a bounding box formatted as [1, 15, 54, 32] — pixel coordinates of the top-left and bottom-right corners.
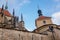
[0, 4, 26, 31]
[0, 1, 60, 40]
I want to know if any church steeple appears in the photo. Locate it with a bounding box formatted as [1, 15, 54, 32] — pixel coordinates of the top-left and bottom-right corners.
[18, 13, 26, 30]
[37, 5, 43, 16]
[5, 0, 8, 9]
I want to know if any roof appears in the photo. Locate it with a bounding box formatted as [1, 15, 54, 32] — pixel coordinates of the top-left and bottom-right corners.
[36, 16, 51, 20]
[0, 8, 11, 16]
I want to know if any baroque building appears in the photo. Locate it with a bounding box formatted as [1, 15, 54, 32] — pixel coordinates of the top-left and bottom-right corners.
[33, 8, 60, 40]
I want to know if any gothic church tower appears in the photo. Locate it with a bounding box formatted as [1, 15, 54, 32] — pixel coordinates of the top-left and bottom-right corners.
[19, 14, 26, 30]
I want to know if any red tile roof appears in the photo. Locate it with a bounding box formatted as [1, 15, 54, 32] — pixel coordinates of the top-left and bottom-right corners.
[0, 8, 11, 16]
[36, 16, 51, 20]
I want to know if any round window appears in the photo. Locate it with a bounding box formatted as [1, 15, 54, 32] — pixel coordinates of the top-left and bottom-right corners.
[43, 21, 46, 24]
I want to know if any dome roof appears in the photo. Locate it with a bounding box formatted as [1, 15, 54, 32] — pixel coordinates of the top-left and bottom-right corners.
[38, 9, 42, 16]
[0, 8, 11, 16]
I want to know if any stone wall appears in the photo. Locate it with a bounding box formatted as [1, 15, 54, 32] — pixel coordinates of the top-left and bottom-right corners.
[0, 28, 49, 40]
[0, 28, 60, 40]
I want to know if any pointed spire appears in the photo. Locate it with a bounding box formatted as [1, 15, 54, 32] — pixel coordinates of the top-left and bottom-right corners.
[13, 9, 15, 17]
[37, 5, 43, 16]
[1, 5, 4, 11]
[5, 0, 8, 9]
[21, 13, 23, 21]
[1, 5, 4, 17]
[12, 9, 16, 28]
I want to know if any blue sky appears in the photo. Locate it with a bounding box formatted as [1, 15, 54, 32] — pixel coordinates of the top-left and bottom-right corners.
[0, 0, 60, 31]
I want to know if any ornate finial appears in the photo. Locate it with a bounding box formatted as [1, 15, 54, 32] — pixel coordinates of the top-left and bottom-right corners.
[37, 5, 43, 16]
[5, 0, 8, 9]
[21, 13, 23, 21]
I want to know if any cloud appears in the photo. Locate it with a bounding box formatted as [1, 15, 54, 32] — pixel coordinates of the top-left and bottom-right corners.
[15, 0, 30, 9]
[23, 0, 30, 3]
[53, 0, 60, 2]
[0, 0, 5, 6]
[55, 3, 60, 9]
[0, 0, 30, 9]
[52, 12, 60, 25]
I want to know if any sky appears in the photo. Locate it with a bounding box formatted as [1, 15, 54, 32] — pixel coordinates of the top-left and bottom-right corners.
[0, 0, 60, 31]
